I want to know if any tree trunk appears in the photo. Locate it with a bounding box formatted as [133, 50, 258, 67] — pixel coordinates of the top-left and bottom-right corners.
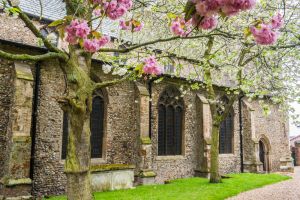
[65, 110, 93, 200]
[62, 50, 94, 200]
[210, 123, 221, 183]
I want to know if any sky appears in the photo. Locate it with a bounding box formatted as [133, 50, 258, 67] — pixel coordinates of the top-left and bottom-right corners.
[290, 102, 300, 137]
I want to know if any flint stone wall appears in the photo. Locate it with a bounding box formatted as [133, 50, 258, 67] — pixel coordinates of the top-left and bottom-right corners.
[0, 59, 15, 179]
[32, 62, 139, 196]
[251, 101, 289, 171]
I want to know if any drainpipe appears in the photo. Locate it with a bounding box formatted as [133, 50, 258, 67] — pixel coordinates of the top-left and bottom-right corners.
[30, 62, 41, 181]
[239, 95, 244, 173]
[147, 80, 153, 138]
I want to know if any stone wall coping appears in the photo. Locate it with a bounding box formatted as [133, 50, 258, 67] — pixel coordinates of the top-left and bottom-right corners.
[135, 83, 149, 96]
[196, 93, 208, 104]
[280, 157, 293, 162]
[140, 137, 151, 145]
[15, 62, 33, 81]
[219, 153, 235, 157]
[1, 178, 32, 187]
[90, 164, 135, 173]
[138, 170, 156, 178]
[12, 136, 31, 143]
[155, 155, 185, 161]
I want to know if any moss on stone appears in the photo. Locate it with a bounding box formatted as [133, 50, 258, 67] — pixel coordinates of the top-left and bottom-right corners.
[12, 136, 31, 143]
[140, 137, 151, 145]
[204, 138, 212, 145]
[16, 70, 33, 81]
[139, 170, 156, 178]
[90, 164, 135, 172]
[6, 178, 32, 186]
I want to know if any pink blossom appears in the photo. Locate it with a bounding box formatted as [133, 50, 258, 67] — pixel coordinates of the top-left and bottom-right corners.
[170, 17, 192, 37]
[120, 20, 131, 30]
[250, 24, 278, 45]
[83, 39, 100, 53]
[103, 0, 132, 20]
[271, 13, 283, 29]
[118, 0, 133, 10]
[133, 22, 144, 32]
[74, 21, 90, 38]
[65, 19, 90, 44]
[221, 0, 256, 16]
[93, 9, 102, 16]
[97, 35, 111, 46]
[221, 5, 240, 16]
[66, 34, 77, 45]
[199, 16, 218, 29]
[143, 56, 162, 75]
[196, 2, 208, 16]
[107, 5, 127, 20]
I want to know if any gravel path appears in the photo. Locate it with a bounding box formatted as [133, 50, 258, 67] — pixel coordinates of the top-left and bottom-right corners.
[228, 167, 300, 200]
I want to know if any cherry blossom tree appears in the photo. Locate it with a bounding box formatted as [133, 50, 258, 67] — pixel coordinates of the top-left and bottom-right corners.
[0, 0, 299, 199]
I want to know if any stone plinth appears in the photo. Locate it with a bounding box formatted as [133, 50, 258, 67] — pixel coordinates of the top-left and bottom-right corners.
[90, 164, 135, 192]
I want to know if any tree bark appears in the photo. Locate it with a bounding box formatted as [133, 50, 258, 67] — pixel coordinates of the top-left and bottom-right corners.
[65, 110, 92, 200]
[61, 48, 95, 200]
[210, 123, 221, 183]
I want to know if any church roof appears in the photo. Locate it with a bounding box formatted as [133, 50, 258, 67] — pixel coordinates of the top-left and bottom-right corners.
[0, 0, 119, 37]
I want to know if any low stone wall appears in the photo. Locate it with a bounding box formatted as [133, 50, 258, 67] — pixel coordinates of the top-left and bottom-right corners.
[90, 164, 135, 192]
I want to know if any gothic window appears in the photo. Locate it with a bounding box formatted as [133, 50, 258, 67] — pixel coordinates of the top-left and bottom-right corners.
[61, 112, 69, 159]
[158, 87, 184, 156]
[219, 112, 234, 154]
[61, 90, 105, 159]
[90, 90, 105, 158]
[164, 64, 175, 74]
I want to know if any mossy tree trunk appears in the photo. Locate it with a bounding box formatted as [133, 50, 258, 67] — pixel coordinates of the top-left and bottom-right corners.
[61, 47, 95, 200]
[210, 122, 221, 183]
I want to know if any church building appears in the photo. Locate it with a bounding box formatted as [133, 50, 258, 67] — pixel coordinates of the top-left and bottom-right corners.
[0, 1, 293, 198]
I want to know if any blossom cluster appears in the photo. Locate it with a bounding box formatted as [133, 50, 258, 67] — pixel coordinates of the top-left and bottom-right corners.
[250, 13, 283, 45]
[92, 0, 133, 20]
[120, 19, 144, 32]
[65, 19, 111, 53]
[66, 20, 91, 44]
[143, 56, 162, 75]
[83, 36, 110, 52]
[170, 17, 192, 37]
[171, 0, 256, 36]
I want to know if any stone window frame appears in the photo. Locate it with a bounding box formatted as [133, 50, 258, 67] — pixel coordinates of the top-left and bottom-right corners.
[156, 86, 186, 158]
[218, 96, 235, 155]
[60, 89, 108, 164]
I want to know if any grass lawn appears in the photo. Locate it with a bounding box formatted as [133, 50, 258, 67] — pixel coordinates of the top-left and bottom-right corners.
[46, 173, 289, 200]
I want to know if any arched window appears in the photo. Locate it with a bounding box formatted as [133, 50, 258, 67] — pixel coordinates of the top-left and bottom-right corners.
[219, 97, 233, 154]
[158, 87, 184, 156]
[61, 90, 105, 159]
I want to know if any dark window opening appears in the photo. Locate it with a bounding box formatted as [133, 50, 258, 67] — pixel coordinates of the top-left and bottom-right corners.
[61, 112, 69, 160]
[61, 90, 105, 159]
[90, 95, 104, 158]
[158, 87, 184, 156]
[219, 112, 233, 154]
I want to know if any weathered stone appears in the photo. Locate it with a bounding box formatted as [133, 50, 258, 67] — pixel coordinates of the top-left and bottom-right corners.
[91, 169, 134, 192]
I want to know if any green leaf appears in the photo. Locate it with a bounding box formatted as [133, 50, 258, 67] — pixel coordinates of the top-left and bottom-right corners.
[48, 19, 65, 27]
[167, 13, 177, 20]
[184, 1, 196, 21]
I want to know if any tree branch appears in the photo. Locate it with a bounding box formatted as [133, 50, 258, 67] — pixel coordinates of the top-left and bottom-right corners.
[7, 0, 62, 53]
[0, 50, 67, 61]
[93, 75, 129, 90]
[99, 33, 236, 53]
